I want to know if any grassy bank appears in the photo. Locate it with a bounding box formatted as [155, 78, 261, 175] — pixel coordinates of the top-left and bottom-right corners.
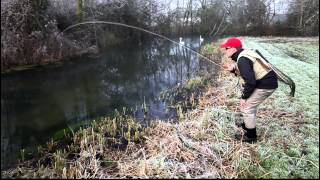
[2, 37, 319, 178]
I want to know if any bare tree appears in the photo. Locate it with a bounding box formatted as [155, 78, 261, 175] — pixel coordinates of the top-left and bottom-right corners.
[264, 0, 276, 25]
[287, 0, 319, 35]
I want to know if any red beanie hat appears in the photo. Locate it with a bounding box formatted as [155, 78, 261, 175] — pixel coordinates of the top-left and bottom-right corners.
[220, 37, 242, 49]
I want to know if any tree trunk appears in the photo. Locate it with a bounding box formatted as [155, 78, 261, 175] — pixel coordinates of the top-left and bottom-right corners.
[77, 0, 83, 23]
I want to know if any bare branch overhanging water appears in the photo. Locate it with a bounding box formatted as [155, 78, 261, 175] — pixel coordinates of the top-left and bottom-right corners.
[57, 21, 222, 68]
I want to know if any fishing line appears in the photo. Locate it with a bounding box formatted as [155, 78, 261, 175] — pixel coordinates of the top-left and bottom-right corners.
[57, 21, 223, 68]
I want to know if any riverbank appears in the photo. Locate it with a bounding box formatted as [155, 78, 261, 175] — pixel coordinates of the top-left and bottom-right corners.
[1, 45, 99, 74]
[2, 37, 319, 178]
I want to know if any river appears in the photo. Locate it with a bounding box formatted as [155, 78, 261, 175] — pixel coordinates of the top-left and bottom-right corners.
[1, 36, 217, 170]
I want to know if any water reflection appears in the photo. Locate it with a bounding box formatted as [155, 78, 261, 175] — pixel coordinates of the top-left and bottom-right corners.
[1, 37, 217, 170]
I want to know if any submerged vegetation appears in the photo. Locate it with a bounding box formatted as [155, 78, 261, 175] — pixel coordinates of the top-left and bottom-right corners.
[2, 37, 319, 178]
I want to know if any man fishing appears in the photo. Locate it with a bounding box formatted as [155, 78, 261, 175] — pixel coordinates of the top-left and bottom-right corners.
[220, 37, 278, 143]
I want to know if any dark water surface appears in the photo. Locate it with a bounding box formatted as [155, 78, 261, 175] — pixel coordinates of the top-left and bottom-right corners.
[1, 37, 217, 170]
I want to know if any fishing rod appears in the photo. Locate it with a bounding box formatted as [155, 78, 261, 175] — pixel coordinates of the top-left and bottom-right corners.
[57, 21, 223, 68]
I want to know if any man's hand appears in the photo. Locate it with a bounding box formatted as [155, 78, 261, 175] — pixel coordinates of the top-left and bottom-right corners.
[240, 99, 247, 108]
[222, 63, 235, 72]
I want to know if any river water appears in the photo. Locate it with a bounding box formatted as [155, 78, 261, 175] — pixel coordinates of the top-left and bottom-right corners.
[1, 36, 217, 170]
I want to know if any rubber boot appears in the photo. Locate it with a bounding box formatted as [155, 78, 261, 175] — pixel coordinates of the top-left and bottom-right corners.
[236, 122, 248, 131]
[235, 127, 257, 143]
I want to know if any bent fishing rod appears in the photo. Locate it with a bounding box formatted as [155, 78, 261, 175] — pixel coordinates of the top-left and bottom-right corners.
[57, 21, 223, 68]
